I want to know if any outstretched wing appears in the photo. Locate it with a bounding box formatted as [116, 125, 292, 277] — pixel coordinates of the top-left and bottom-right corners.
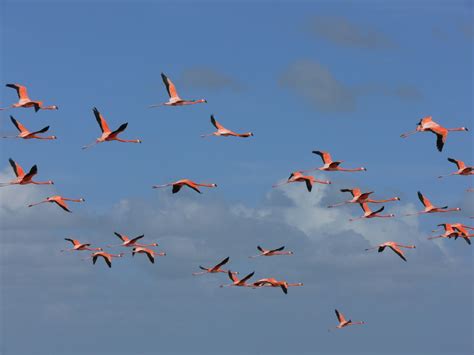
[54, 199, 72, 213]
[417, 191, 431, 208]
[129, 235, 145, 244]
[270, 246, 285, 253]
[110, 123, 128, 136]
[335, 309, 346, 323]
[114, 232, 127, 242]
[9, 158, 25, 177]
[6, 83, 30, 100]
[146, 251, 155, 264]
[305, 179, 313, 192]
[161, 73, 180, 100]
[210, 115, 225, 130]
[389, 245, 407, 261]
[23, 165, 38, 181]
[93, 107, 111, 133]
[312, 150, 332, 164]
[213, 256, 230, 269]
[257, 246, 265, 252]
[447, 158, 465, 170]
[30, 126, 50, 135]
[240, 271, 255, 283]
[228, 270, 238, 282]
[172, 184, 183, 194]
[64, 238, 78, 245]
[10, 116, 28, 133]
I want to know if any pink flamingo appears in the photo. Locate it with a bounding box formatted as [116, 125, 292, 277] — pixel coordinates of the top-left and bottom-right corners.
[192, 257, 238, 276]
[311, 151, 366, 172]
[365, 241, 416, 262]
[438, 158, 473, 178]
[61, 238, 103, 252]
[149, 73, 207, 107]
[85, 252, 124, 268]
[220, 271, 255, 288]
[251, 278, 303, 294]
[28, 195, 85, 213]
[404, 191, 461, 216]
[132, 247, 166, 264]
[152, 179, 217, 194]
[2, 116, 56, 140]
[82, 107, 141, 149]
[330, 309, 365, 331]
[201, 115, 253, 138]
[328, 188, 400, 208]
[349, 203, 395, 221]
[0, 83, 58, 112]
[108, 232, 158, 248]
[272, 171, 330, 192]
[0, 158, 54, 187]
[249, 245, 294, 258]
[401, 116, 468, 152]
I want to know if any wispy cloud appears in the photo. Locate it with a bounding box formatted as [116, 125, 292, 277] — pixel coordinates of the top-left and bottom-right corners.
[306, 15, 396, 49]
[180, 67, 242, 91]
[279, 60, 423, 112]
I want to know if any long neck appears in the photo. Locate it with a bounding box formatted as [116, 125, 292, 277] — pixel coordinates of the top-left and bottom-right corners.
[196, 183, 215, 187]
[396, 244, 415, 249]
[31, 181, 52, 185]
[368, 197, 398, 203]
[116, 138, 140, 143]
[447, 127, 467, 132]
[34, 136, 56, 140]
[337, 167, 365, 172]
[63, 198, 83, 202]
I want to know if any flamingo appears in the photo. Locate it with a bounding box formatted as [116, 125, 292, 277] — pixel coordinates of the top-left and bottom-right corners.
[61, 238, 102, 252]
[131, 247, 166, 264]
[220, 270, 255, 288]
[28, 195, 85, 213]
[438, 158, 473, 178]
[328, 188, 400, 208]
[272, 171, 331, 192]
[0, 83, 58, 112]
[192, 257, 238, 276]
[2, 116, 56, 140]
[330, 309, 365, 331]
[201, 115, 253, 138]
[249, 245, 294, 258]
[87, 251, 124, 268]
[108, 232, 158, 248]
[311, 151, 366, 172]
[149, 73, 207, 107]
[0, 158, 54, 187]
[404, 191, 461, 216]
[365, 241, 416, 262]
[428, 224, 472, 245]
[349, 203, 395, 221]
[82, 107, 141, 149]
[152, 179, 217, 194]
[401, 116, 469, 152]
[251, 278, 303, 294]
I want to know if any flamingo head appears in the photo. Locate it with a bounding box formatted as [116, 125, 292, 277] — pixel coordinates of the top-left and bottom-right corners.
[151, 243, 159, 246]
[136, 139, 142, 143]
[361, 167, 367, 171]
[97, 247, 104, 251]
[47, 180, 54, 185]
[461, 127, 469, 131]
[51, 136, 57, 140]
[394, 197, 401, 201]
[52, 105, 59, 110]
[211, 183, 218, 187]
[389, 213, 395, 217]
[79, 198, 86, 202]
[455, 207, 461, 211]
[118, 253, 124, 257]
[288, 251, 294, 255]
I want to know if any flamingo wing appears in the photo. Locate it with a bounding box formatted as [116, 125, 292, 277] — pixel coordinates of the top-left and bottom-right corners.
[280, 284, 288, 294]
[129, 235, 145, 244]
[257, 245, 265, 252]
[228, 270, 238, 282]
[270, 246, 285, 253]
[447, 158, 465, 170]
[213, 256, 230, 269]
[54, 199, 72, 213]
[312, 150, 332, 164]
[359, 203, 371, 214]
[240, 271, 255, 283]
[6, 83, 29, 100]
[389, 245, 407, 261]
[335, 309, 346, 323]
[161, 73, 180, 100]
[9, 158, 25, 177]
[114, 232, 127, 242]
[64, 238, 79, 245]
[305, 179, 313, 192]
[104, 255, 112, 268]
[111, 123, 128, 136]
[172, 184, 183, 194]
[417, 191, 431, 208]
[30, 126, 50, 135]
[145, 251, 155, 264]
[210, 115, 225, 130]
[23, 165, 38, 181]
[431, 126, 447, 152]
[10, 116, 28, 133]
[378, 246, 386, 252]
[184, 182, 202, 194]
[92, 107, 111, 133]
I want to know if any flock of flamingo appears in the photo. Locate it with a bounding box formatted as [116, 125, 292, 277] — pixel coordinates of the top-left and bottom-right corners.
[1, 72, 472, 330]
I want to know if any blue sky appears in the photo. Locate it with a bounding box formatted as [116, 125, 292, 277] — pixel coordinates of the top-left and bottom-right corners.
[0, 1, 473, 354]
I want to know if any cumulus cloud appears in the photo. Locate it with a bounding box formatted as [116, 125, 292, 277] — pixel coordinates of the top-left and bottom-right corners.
[1, 170, 471, 354]
[279, 60, 423, 112]
[180, 67, 242, 91]
[306, 16, 395, 49]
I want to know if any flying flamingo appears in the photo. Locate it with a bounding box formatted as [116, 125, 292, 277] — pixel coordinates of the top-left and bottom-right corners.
[2, 116, 56, 140]
[82, 107, 141, 149]
[108, 232, 158, 248]
[330, 309, 365, 331]
[328, 188, 400, 208]
[152, 179, 217, 194]
[404, 191, 461, 216]
[28, 195, 85, 213]
[349, 203, 395, 221]
[149, 73, 207, 107]
[220, 271, 255, 288]
[438, 158, 473, 178]
[311, 151, 366, 172]
[192, 257, 238, 276]
[0, 158, 54, 187]
[86, 251, 124, 268]
[251, 278, 303, 294]
[401, 116, 469, 152]
[428, 224, 472, 245]
[365, 241, 416, 262]
[201, 115, 253, 138]
[132, 247, 166, 264]
[272, 171, 331, 192]
[249, 245, 294, 258]
[0, 83, 58, 112]
[61, 238, 103, 252]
